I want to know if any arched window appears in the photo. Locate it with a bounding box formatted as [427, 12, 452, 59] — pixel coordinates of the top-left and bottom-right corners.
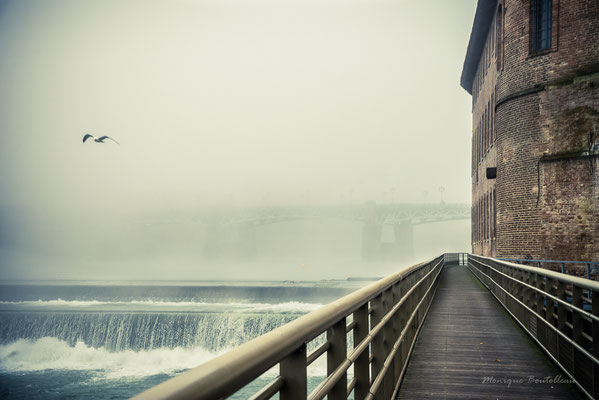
[492, 189, 496, 239]
[496, 4, 503, 71]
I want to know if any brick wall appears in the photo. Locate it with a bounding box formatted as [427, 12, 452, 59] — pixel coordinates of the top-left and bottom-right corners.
[495, 94, 543, 258]
[492, 0, 599, 261]
[497, 0, 599, 101]
[471, 5, 499, 256]
[538, 80, 599, 261]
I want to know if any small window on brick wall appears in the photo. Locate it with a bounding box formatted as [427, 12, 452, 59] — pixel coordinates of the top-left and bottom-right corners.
[530, 0, 552, 53]
[496, 4, 503, 71]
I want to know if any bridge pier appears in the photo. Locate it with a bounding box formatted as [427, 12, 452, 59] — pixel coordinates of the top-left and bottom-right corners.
[361, 221, 414, 261]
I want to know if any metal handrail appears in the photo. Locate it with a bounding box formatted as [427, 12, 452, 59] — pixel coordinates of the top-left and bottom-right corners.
[133, 255, 445, 400]
[500, 258, 599, 265]
[493, 257, 599, 292]
[477, 258, 599, 322]
[499, 257, 599, 278]
[468, 255, 599, 400]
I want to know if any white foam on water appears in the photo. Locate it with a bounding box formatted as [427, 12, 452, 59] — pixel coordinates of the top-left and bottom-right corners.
[0, 337, 326, 379]
[0, 337, 226, 379]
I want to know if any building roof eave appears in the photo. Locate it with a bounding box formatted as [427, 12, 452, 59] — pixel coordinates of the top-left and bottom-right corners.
[460, 0, 498, 94]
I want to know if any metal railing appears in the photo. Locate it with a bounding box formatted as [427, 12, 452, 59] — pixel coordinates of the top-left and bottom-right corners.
[443, 252, 468, 266]
[498, 257, 599, 280]
[468, 255, 599, 400]
[133, 255, 446, 400]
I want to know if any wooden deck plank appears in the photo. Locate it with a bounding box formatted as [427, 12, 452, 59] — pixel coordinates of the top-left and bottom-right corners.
[397, 264, 583, 399]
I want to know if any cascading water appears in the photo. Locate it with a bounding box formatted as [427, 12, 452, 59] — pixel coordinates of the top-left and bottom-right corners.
[0, 312, 300, 351]
[0, 283, 354, 399]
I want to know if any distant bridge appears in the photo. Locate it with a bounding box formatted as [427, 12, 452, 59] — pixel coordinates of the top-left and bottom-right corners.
[201, 202, 470, 227]
[128, 203, 470, 260]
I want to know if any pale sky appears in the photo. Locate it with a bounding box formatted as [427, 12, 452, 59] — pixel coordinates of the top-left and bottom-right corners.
[0, 0, 477, 280]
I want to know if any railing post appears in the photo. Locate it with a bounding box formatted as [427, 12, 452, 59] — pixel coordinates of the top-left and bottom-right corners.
[354, 303, 370, 400]
[280, 343, 307, 400]
[327, 317, 347, 400]
[370, 293, 385, 400]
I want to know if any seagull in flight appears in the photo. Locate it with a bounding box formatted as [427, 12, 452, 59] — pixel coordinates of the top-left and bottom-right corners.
[83, 134, 119, 144]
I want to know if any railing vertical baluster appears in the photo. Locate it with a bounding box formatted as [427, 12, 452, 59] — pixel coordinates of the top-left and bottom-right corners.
[515, 268, 521, 297]
[506, 266, 513, 307]
[525, 271, 534, 309]
[557, 281, 566, 334]
[556, 281, 566, 367]
[510, 267, 515, 298]
[391, 282, 402, 384]
[545, 278, 554, 326]
[536, 273, 544, 319]
[280, 343, 307, 400]
[493, 262, 499, 291]
[593, 290, 599, 398]
[521, 270, 528, 307]
[370, 294, 385, 400]
[397, 279, 408, 376]
[327, 317, 347, 400]
[572, 286, 583, 346]
[514, 268, 521, 315]
[382, 288, 394, 398]
[515, 268, 523, 303]
[354, 303, 370, 400]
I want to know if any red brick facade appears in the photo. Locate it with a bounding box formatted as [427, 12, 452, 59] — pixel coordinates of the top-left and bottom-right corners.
[461, 0, 599, 261]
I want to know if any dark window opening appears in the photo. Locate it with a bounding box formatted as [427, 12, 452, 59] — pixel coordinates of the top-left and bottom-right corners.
[496, 5, 503, 71]
[531, 0, 552, 53]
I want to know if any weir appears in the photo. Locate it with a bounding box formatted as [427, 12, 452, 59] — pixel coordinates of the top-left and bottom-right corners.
[133, 254, 599, 400]
[0, 312, 300, 352]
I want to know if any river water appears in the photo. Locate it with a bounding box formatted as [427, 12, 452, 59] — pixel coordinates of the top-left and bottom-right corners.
[0, 281, 360, 399]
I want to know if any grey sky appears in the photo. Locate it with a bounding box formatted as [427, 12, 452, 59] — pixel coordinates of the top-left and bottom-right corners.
[0, 0, 476, 280]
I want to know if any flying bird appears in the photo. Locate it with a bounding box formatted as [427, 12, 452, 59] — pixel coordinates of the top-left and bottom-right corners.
[82, 134, 119, 144]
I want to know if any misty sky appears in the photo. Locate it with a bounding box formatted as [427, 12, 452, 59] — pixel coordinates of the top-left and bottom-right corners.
[0, 0, 477, 280]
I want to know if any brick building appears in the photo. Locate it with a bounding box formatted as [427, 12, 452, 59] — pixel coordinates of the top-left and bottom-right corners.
[461, 0, 599, 261]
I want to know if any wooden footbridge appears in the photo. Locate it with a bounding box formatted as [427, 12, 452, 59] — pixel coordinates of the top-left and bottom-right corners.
[134, 254, 598, 399]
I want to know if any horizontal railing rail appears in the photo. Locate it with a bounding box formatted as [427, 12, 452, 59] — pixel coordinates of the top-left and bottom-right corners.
[133, 255, 449, 400]
[498, 257, 599, 279]
[468, 255, 599, 400]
